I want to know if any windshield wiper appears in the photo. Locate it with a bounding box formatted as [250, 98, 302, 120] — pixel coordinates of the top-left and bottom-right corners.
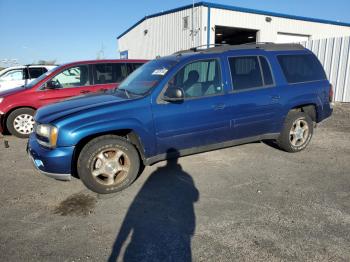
[117, 88, 144, 98]
[117, 88, 130, 98]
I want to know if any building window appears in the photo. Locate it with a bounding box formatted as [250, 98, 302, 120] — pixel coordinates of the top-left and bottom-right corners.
[183, 16, 189, 30]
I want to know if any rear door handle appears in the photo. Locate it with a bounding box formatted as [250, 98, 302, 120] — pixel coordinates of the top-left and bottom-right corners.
[212, 104, 226, 110]
[80, 90, 90, 94]
[271, 95, 280, 103]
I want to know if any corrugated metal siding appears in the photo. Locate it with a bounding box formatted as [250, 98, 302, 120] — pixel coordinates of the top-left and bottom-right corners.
[301, 36, 350, 102]
[119, 6, 350, 58]
[210, 8, 350, 44]
[118, 7, 203, 59]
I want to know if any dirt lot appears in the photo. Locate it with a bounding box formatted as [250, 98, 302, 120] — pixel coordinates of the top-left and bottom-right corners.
[0, 104, 349, 261]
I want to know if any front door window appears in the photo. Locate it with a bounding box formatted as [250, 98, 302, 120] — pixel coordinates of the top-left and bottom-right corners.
[47, 65, 89, 89]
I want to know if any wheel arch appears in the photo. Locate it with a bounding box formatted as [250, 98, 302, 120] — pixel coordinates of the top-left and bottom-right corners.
[289, 103, 318, 122]
[71, 129, 147, 179]
[3, 106, 37, 134]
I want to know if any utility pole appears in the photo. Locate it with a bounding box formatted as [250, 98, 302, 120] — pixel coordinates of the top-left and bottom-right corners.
[191, 0, 194, 47]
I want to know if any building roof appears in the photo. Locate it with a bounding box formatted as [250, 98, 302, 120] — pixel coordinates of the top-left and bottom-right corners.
[117, 1, 350, 39]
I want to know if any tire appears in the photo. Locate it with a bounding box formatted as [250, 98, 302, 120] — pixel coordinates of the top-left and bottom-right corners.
[6, 108, 36, 138]
[77, 135, 140, 194]
[277, 111, 314, 153]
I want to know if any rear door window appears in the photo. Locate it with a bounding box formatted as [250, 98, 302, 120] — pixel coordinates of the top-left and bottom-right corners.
[93, 63, 116, 84]
[277, 54, 326, 83]
[228, 56, 263, 91]
[28, 67, 45, 79]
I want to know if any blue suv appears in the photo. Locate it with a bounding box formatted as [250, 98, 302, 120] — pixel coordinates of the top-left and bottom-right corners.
[27, 43, 333, 194]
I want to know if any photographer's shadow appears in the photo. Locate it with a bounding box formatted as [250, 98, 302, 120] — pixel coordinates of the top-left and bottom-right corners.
[108, 149, 199, 262]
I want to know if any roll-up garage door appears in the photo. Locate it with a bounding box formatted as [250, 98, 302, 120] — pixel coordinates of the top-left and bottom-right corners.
[276, 32, 310, 43]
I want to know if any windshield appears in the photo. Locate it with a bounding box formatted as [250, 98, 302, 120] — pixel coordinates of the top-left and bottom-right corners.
[24, 66, 58, 88]
[117, 59, 177, 96]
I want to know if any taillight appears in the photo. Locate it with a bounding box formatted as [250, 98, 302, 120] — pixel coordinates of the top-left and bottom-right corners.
[329, 84, 334, 102]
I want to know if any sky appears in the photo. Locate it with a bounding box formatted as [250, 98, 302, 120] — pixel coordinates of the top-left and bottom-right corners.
[0, 0, 350, 66]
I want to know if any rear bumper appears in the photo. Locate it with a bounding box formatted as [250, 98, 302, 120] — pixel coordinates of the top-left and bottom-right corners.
[27, 134, 74, 181]
[317, 103, 333, 123]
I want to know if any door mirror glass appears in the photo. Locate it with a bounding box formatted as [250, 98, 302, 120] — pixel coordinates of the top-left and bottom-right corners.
[163, 87, 184, 102]
[46, 80, 61, 89]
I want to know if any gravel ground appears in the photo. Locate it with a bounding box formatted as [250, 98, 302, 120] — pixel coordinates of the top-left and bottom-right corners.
[0, 104, 349, 261]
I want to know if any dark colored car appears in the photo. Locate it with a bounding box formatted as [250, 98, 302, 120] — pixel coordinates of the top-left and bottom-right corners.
[28, 43, 333, 194]
[0, 59, 147, 138]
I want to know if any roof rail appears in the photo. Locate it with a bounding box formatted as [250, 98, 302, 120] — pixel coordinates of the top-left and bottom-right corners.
[174, 44, 227, 55]
[174, 42, 305, 55]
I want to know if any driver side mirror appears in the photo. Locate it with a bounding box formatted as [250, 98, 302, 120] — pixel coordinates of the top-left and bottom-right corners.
[162, 87, 184, 102]
[45, 80, 60, 90]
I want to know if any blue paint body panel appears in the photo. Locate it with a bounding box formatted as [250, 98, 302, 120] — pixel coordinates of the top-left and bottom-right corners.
[28, 46, 333, 176]
[28, 134, 74, 175]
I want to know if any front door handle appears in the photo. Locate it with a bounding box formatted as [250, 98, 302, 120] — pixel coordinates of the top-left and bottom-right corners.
[212, 104, 226, 110]
[80, 90, 90, 94]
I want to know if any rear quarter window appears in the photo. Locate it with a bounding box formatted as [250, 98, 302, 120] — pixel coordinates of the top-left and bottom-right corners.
[277, 54, 326, 84]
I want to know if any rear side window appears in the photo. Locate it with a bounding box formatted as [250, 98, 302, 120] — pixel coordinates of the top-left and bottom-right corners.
[277, 54, 326, 83]
[228, 56, 263, 91]
[28, 67, 45, 79]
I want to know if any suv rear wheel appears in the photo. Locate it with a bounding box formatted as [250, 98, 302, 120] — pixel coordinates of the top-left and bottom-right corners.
[277, 111, 313, 152]
[77, 135, 140, 194]
[6, 108, 35, 138]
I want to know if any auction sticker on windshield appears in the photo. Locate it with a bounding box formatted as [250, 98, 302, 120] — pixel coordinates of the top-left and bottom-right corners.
[152, 68, 168, 75]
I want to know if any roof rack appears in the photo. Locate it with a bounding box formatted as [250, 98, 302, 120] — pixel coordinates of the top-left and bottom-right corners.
[174, 44, 227, 55]
[174, 42, 305, 55]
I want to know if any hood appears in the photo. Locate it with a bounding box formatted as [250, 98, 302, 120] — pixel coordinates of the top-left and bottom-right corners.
[35, 93, 130, 124]
[0, 86, 26, 97]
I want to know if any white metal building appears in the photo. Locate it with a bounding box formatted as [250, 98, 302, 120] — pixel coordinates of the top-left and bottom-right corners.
[117, 2, 350, 59]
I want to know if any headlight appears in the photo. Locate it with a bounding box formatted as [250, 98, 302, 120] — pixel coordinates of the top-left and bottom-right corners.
[0, 98, 3, 103]
[36, 124, 58, 148]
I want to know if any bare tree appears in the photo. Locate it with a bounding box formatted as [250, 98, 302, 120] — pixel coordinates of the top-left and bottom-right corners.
[36, 59, 57, 65]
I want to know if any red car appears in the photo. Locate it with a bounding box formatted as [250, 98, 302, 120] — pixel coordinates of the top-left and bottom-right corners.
[0, 59, 147, 138]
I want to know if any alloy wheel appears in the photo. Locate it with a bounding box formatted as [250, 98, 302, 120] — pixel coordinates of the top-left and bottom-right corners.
[91, 148, 130, 186]
[13, 114, 35, 135]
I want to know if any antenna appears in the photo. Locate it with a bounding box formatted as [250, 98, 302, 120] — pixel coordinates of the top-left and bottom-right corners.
[96, 43, 105, 59]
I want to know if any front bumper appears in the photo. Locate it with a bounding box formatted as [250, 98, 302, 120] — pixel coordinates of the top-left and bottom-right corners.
[0, 111, 4, 133]
[27, 133, 74, 181]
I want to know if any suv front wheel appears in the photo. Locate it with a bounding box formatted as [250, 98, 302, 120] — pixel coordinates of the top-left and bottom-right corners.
[277, 111, 314, 152]
[77, 135, 140, 194]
